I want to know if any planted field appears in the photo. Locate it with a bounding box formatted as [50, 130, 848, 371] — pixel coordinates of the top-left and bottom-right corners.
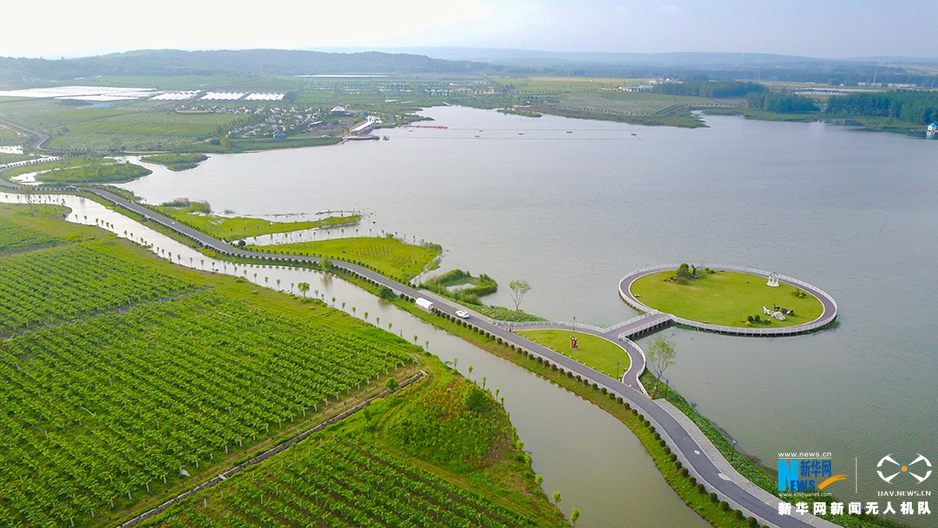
[0, 216, 60, 256]
[0, 289, 415, 526]
[255, 236, 441, 281]
[141, 438, 543, 528]
[139, 365, 562, 528]
[10, 103, 252, 150]
[518, 330, 630, 378]
[630, 269, 824, 327]
[0, 245, 195, 333]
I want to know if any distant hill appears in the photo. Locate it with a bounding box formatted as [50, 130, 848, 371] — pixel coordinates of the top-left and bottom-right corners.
[0, 49, 491, 84]
[363, 47, 938, 86]
[2, 48, 937, 88]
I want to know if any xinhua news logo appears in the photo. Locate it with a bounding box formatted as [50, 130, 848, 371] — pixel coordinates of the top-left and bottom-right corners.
[778, 453, 847, 492]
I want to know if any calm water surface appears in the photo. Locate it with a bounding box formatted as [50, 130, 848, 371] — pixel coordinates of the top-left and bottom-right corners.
[122, 107, 938, 526]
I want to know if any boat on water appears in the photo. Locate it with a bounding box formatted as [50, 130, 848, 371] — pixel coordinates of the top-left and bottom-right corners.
[927, 123, 937, 139]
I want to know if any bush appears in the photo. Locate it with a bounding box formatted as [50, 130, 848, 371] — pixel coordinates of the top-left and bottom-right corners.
[385, 377, 399, 391]
[747, 517, 758, 527]
[696, 483, 706, 493]
[680, 468, 689, 477]
[709, 492, 718, 503]
[734, 510, 744, 520]
[720, 501, 730, 511]
[688, 477, 696, 486]
[378, 286, 396, 301]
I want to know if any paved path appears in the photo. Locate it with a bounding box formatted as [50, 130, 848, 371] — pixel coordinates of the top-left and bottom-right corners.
[0, 117, 50, 152]
[3, 185, 837, 528]
[619, 264, 838, 336]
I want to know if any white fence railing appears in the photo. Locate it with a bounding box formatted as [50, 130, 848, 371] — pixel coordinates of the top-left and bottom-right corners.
[617, 264, 838, 337]
[490, 319, 608, 333]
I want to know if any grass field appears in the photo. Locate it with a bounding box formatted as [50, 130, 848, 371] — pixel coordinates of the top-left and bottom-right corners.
[630, 269, 824, 327]
[139, 153, 208, 171]
[154, 203, 360, 240]
[518, 330, 630, 378]
[493, 76, 640, 93]
[253, 236, 441, 281]
[3, 157, 152, 184]
[0, 202, 561, 527]
[0, 123, 24, 144]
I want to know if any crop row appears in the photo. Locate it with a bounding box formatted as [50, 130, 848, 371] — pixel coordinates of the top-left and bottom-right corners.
[0, 245, 196, 333]
[0, 217, 60, 257]
[143, 439, 538, 528]
[0, 290, 415, 526]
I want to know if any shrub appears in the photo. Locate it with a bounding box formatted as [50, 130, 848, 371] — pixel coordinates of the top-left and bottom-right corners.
[709, 492, 718, 503]
[680, 467, 689, 477]
[720, 501, 730, 511]
[746, 517, 758, 527]
[696, 483, 706, 493]
[734, 510, 744, 520]
[688, 477, 697, 486]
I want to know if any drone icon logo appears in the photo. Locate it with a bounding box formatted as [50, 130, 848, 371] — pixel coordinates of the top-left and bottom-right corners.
[877, 454, 932, 484]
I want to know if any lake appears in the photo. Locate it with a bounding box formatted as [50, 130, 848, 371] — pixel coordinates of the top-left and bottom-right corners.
[122, 106, 938, 526]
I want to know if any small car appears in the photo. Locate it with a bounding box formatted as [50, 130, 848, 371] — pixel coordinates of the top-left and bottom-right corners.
[455, 310, 470, 319]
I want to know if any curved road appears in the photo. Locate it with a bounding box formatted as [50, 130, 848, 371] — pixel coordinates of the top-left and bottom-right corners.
[5, 185, 835, 528]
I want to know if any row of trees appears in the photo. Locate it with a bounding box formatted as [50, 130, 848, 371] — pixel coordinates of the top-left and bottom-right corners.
[746, 92, 819, 113]
[825, 90, 938, 124]
[654, 81, 767, 98]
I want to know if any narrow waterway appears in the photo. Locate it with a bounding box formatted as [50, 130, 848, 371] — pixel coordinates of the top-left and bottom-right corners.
[2, 192, 709, 527]
[119, 107, 938, 527]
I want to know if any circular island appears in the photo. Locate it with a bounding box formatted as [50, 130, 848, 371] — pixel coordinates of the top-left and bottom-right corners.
[618, 264, 837, 336]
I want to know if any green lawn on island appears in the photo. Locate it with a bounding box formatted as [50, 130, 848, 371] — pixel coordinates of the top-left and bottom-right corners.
[3, 157, 151, 184]
[518, 330, 630, 379]
[252, 236, 441, 281]
[155, 205, 360, 240]
[630, 269, 824, 327]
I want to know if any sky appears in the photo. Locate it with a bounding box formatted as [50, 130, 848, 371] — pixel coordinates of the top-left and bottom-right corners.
[1, 0, 935, 60]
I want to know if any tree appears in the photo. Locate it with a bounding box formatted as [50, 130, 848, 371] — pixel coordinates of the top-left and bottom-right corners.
[571, 508, 580, 526]
[553, 491, 561, 505]
[647, 335, 676, 398]
[297, 282, 310, 298]
[509, 279, 532, 312]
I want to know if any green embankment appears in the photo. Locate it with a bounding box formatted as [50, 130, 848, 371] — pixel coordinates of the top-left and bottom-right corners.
[630, 269, 823, 327]
[139, 153, 208, 171]
[388, 298, 898, 528]
[422, 268, 497, 304]
[154, 202, 360, 240]
[518, 329, 631, 378]
[3, 157, 151, 184]
[0, 203, 562, 527]
[252, 236, 441, 282]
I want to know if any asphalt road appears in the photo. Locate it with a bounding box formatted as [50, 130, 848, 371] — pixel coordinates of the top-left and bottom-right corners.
[88, 188, 830, 527]
[10, 185, 829, 528]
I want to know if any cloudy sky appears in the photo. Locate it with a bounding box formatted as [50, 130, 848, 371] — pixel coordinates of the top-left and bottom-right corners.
[2, 0, 934, 59]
